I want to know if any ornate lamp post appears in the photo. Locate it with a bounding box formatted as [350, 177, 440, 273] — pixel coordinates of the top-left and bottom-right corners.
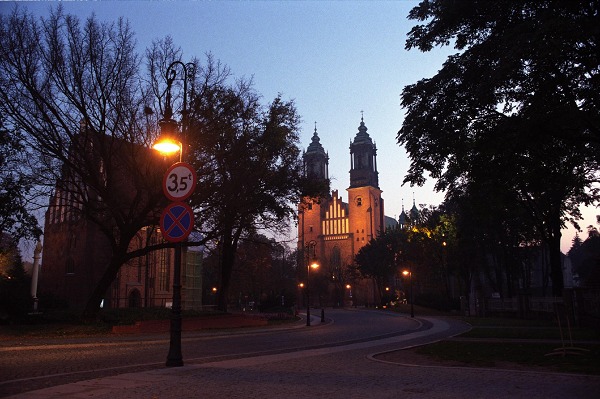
[153, 60, 194, 368]
[305, 240, 319, 326]
[402, 268, 414, 318]
[30, 241, 42, 312]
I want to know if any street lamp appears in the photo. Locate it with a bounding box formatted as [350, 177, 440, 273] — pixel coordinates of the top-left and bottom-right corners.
[153, 135, 182, 162]
[153, 60, 194, 368]
[345, 284, 352, 307]
[305, 240, 319, 326]
[402, 268, 414, 318]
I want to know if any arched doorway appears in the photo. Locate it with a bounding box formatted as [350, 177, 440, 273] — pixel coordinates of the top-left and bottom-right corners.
[128, 289, 141, 308]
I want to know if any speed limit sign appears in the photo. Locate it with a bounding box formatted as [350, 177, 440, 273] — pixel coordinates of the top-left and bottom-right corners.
[162, 162, 197, 201]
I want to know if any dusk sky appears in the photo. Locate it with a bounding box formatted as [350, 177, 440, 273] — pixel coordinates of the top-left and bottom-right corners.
[2, 0, 595, 253]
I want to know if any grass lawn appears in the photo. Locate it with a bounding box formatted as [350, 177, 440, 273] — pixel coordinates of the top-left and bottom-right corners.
[418, 312, 600, 375]
[386, 304, 600, 374]
[416, 341, 600, 375]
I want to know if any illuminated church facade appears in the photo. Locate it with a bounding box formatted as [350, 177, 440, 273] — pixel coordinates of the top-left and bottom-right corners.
[298, 117, 397, 306]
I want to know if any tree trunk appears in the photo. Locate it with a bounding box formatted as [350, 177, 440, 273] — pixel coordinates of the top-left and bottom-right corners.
[81, 251, 127, 320]
[218, 238, 234, 312]
[217, 226, 243, 312]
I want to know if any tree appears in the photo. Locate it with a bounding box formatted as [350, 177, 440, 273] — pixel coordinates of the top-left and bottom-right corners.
[187, 77, 308, 312]
[398, 0, 600, 296]
[1, 6, 316, 317]
[568, 229, 600, 287]
[0, 118, 41, 242]
[0, 7, 168, 318]
[0, 241, 32, 322]
[229, 234, 297, 310]
[354, 226, 407, 304]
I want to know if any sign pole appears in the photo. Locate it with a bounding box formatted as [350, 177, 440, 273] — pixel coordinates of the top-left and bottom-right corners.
[160, 163, 195, 368]
[166, 242, 183, 367]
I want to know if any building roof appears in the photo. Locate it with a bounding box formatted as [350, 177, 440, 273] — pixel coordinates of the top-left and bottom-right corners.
[305, 124, 327, 157]
[351, 116, 373, 146]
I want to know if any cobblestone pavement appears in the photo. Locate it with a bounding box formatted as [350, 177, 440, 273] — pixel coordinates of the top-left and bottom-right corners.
[6, 316, 599, 399]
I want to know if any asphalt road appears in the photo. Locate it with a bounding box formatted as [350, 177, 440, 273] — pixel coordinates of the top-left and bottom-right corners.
[0, 309, 429, 396]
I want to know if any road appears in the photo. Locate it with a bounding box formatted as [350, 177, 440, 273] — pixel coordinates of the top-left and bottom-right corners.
[2, 309, 599, 398]
[0, 309, 429, 396]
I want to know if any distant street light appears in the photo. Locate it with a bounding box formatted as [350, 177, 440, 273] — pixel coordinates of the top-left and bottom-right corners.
[345, 284, 352, 307]
[305, 240, 319, 326]
[402, 268, 414, 318]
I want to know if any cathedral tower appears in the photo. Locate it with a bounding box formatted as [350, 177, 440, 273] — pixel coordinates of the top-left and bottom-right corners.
[303, 124, 329, 182]
[298, 125, 328, 250]
[347, 116, 384, 252]
[296, 116, 390, 307]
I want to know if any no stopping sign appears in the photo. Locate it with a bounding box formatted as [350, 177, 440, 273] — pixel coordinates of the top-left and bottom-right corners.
[160, 202, 194, 243]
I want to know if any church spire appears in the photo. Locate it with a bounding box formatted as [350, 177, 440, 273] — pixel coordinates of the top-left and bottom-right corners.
[399, 198, 407, 229]
[410, 193, 419, 223]
[303, 122, 329, 181]
[349, 113, 379, 188]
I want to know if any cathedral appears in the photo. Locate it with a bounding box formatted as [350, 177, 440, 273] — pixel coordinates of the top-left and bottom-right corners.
[298, 116, 397, 306]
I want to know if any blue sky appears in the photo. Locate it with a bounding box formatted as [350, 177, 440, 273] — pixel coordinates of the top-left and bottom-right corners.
[3, 0, 595, 253]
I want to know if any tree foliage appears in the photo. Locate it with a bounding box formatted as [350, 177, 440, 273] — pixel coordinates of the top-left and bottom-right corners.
[354, 224, 448, 304]
[0, 118, 41, 241]
[187, 75, 306, 311]
[228, 234, 297, 310]
[0, 6, 328, 317]
[398, 0, 600, 296]
[0, 6, 169, 318]
[568, 231, 600, 288]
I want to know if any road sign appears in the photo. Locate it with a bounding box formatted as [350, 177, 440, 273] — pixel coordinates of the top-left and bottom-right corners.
[160, 202, 194, 243]
[162, 162, 197, 201]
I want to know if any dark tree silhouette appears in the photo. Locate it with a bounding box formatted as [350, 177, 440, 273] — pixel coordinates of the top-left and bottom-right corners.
[188, 77, 310, 311]
[399, 0, 600, 296]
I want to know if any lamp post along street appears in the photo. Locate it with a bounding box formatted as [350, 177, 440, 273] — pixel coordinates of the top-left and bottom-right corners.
[305, 240, 318, 326]
[153, 60, 195, 368]
[402, 269, 414, 318]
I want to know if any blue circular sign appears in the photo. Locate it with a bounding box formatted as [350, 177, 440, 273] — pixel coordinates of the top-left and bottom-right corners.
[160, 202, 194, 243]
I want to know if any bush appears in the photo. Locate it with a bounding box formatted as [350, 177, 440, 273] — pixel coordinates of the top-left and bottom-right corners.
[0, 273, 33, 323]
[415, 292, 459, 312]
[258, 291, 296, 313]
